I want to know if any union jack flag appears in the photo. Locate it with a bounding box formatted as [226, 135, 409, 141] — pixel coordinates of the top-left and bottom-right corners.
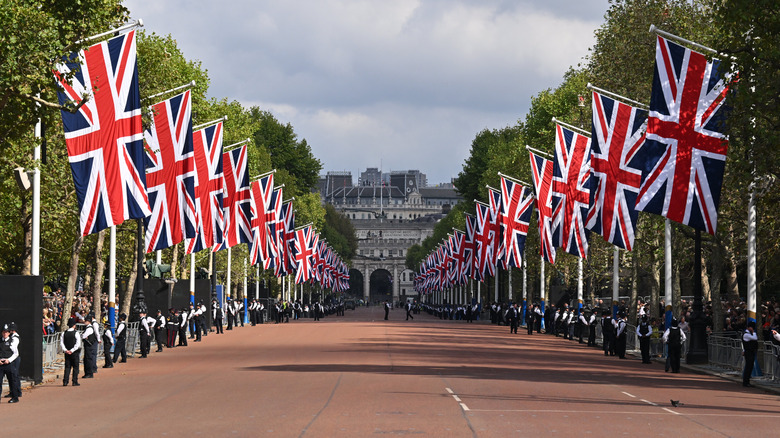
[488, 187, 504, 264]
[636, 36, 730, 235]
[185, 123, 224, 254]
[551, 124, 592, 258]
[312, 238, 326, 283]
[293, 225, 317, 284]
[274, 200, 295, 277]
[586, 91, 647, 251]
[500, 176, 534, 268]
[449, 232, 466, 285]
[248, 173, 274, 265]
[463, 214, 477, 280]
[473, 202, 496, 281]
[263, 187, 283, 271]
[529, 152, 556, 264]
[216, 144, 251, 250]
[55, 30, 150, 236]
[143, 90, 196, 252]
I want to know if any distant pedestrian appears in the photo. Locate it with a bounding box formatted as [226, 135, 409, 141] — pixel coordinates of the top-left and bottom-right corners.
[384, 301, 390, 320]
[636, 315, 653, 364]
[406, 301, 414, 321]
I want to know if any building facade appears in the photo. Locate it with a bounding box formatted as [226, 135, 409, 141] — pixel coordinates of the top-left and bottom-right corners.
[318, 170, 461, 303]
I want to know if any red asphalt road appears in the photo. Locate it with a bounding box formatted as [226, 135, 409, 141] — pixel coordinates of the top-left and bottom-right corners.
[4, 306, 779, 437]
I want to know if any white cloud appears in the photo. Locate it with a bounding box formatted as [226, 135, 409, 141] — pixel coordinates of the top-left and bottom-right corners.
[124, 0, 610, 184]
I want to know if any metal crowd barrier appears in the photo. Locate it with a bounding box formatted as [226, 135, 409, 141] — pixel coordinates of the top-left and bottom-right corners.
[42, 332, 62, 371]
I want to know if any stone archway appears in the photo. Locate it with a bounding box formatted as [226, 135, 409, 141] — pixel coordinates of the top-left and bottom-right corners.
[369, 268, 393, 304]
[348, 268, 363, 299]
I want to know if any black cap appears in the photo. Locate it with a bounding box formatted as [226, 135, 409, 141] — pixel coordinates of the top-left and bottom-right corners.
[8, 322, 17, 331]
[1, 324, 9, 332]
[119, 313, 127, 320]
[67, 318, 76, 327]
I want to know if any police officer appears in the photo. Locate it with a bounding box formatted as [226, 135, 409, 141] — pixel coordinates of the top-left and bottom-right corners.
[213, 300, 224, 334]
[102, 321, 114, 368]
[138, 310, 151, 358]
[178, 307, 189, 346]
[112, 313, 128, 363]
[636, 314, 653, 364]
[602, 312, 615, 356]
[615, 312, 628, 359]
[0, 324, 21, 402]
[587, 310, 598, 347]
[226, 298, 234, 330]
[154, 310, 166, 352]
[166, 308, 178, 348]
[5, 322, 21, 399]
[741, 321, 758, 386]
[60, 318, 82, 386]
[662, 317, 685, 373]
[187, 303, 197, 339]
[81, 314, 98, 378]
[384, 301, 390, 320]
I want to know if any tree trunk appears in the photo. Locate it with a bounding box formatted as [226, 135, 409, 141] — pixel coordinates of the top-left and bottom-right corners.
[710, 237, 725, 332]
[59, 235, 84, 332]
[673, 263, 681, 319]
[120, 235, 139, 318]
[701, 256, 711, 303]
[724, 227, 740, 299]
[90, 229, 107, 322]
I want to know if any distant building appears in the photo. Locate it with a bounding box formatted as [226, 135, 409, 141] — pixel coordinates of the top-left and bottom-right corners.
[317, 168, 461, 304]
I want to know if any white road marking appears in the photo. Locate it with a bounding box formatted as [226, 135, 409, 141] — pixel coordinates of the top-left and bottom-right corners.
[621, 391, 636, 398]
[453, 396, 462, 402]
[662, 408, 680, 415]
[460, 403, 470, 411]
[446, 388, 470, 411]
[640, 399, 658, 406]
[445, 388, 454, 394]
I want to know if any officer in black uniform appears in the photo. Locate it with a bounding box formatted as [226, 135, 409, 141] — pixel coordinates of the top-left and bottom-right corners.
[384, 301, 390, 320]
[741, 321, 758, 386]
[112, 313, 128, 363]
[213, 300, 224, 334]
[662, 317, 685, 373]
[226, 298, 234, 330]
[615, 311, 628, 359]
[102, 321, 114, 368]
[154, 310, 166, 352]
[5, 322, 21, 399]
[587, 310, 598, 347]
[0, 324, 21, 402]
[602, 313, 615, 356]
[178, 307, 189, 346]
[508, 303, 519, 334]
[138, 310, 151, 358]
[636, 314, 653, 363]
[60, 318, 82, 386]
[166, 308, 178, 348]
[81, 314, 98, 378]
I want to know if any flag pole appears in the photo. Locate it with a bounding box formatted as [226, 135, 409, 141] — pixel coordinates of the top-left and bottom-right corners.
[145, 81, 196, 102]
[193, 115, 228, 131]
[525, 145, 553, 159]
[76, 19, 144, 45]
[251, 169, 276, 181]
[224, 138, 251, 151]
[552, 117, 591, 137]
[586, 83, 648, 109]
[497, 172, 532, 187]
[294, 222, 314, 231]
[649, 25, 720, 56]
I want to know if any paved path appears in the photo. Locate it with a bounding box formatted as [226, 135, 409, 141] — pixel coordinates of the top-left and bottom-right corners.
[4, 307, 779, 437]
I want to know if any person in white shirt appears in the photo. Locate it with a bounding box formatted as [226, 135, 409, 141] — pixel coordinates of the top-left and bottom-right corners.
[1, 324, 21, 402]
[60, 318, 82, 386]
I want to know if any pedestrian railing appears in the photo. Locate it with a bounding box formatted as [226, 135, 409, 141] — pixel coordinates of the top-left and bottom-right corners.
[708, 335, 744, 370]
[42, 332, 62, 371]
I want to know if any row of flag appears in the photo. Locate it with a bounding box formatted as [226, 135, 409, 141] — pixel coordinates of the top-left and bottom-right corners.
[53, 29, 349, 290]
[415, 32, 730, 293]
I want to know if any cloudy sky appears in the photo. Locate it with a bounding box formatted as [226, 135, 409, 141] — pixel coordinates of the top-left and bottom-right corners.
[124, 0, 610, 185]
